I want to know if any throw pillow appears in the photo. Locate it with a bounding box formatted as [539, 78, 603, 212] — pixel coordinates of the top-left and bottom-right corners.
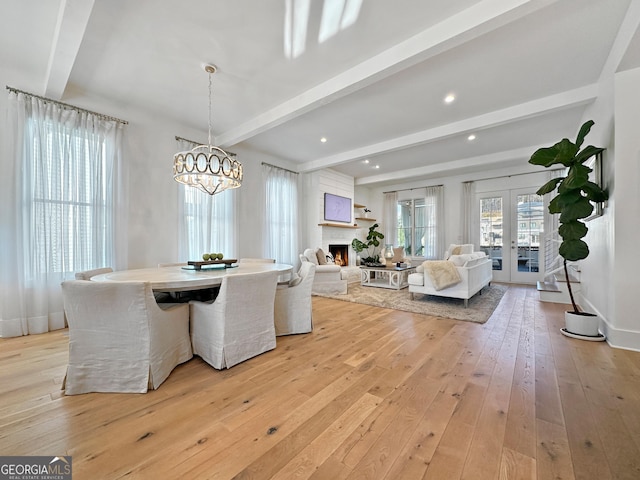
[289, 272, 302, 287]
[448, 255, 466, 266]
[316, 248, 327, 265]
[391, 247, 405, 263]
[460, 244, 474, 254]
[451, 245, 462, 256]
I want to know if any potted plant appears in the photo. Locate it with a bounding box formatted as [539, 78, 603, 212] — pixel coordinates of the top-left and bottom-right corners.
[529, 119, 608, 339]
[363, 208, 371, 218]
[351, 223, 384, 265]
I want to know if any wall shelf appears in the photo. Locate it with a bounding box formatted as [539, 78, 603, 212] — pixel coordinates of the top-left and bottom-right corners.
[354, 203, 366, 209]
[318, 223, 359, 229]
[355, 217, 376, 222]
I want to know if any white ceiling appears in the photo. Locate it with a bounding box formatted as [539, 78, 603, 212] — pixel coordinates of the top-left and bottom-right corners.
[2, 0, 638, 187]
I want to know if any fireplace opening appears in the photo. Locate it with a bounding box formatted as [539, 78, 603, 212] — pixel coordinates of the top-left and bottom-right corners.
[328, 244, 349, 266]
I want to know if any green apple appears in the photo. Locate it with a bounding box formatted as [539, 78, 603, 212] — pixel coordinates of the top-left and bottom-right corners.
[216, 253, 224, 260]
[202, 253, 210, 261]
[210, 253, 218, 261]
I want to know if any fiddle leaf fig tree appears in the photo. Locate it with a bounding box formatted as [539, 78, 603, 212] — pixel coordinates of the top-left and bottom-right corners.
[351, 223, 384, 263]
[528, 119, 608, 313]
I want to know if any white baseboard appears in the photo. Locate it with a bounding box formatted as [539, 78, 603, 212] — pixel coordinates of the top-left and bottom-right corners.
[580, 295, 640, 352]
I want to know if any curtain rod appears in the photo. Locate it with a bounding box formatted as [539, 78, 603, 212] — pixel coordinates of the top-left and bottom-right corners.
[385, 167, 567, 192]
[174, 135, 236, 156]
[175, 135, 201, 145]
[6, 86, 128, 125]
[261, 161, 298, 175]
[383, 184, 443, 194]
[469, 167, 565, 183]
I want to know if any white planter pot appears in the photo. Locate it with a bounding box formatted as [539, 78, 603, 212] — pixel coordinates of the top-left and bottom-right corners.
[564, 311, 600, 337]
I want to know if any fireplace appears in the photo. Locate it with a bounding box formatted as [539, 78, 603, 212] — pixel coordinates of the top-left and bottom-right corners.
[329, 244, 349, 266]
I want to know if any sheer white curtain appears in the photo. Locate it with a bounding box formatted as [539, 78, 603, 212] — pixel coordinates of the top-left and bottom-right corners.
[175, 138, 237, 261]
[262, 163, 300, 266]
[424, 185, 445, 259]
[383, 192, 398, 246]
[1, 91, 127, 337]
[462, 181, 475, 244]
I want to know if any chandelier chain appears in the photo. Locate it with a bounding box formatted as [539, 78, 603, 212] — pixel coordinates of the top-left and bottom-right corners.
[208, 70, 213, 147]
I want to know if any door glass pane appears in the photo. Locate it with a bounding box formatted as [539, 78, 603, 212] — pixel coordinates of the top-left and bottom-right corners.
[413, 198, 426, 257]
[480, 197, 503, 271]
[397, 200, 412, 255]
[516, 194, 543, 272]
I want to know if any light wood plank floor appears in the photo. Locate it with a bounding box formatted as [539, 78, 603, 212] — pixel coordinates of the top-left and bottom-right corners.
[2, 285, 640, 479]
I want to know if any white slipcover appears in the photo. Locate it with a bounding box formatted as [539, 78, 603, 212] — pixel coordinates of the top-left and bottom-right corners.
[61, 280, 192, 394]
[189, 270, 280, 369]
[74, 267, 113, 280]
[274, 262, 316, 336]
[238, 258, 276, 264]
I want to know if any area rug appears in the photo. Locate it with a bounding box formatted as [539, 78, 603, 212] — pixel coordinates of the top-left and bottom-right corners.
[314, 283, 508, 324]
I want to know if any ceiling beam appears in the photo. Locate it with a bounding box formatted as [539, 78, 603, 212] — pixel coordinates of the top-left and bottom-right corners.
[599, 0, 640, 78]
[216, 0, 559, 147]
[44, 0, 96, 100]
[355, 145, 545, 186]
[298, 83, 599, 173]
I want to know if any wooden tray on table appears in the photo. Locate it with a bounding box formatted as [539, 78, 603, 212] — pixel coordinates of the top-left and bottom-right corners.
[185, 259, 238, 271]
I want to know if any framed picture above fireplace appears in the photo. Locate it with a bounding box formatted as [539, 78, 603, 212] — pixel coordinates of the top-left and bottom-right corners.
[324, 193, 352, 223]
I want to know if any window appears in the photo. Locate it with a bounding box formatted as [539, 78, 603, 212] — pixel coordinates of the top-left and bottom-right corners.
[2, 90, 126, 335]
[396, 186, 443, 259]
[21, 117, 121, 277]
[263, 164, 299, 266]
[179, 187, 236, 260]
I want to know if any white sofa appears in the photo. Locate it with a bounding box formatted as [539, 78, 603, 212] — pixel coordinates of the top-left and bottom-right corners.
[300, 248, 348, 295]
[408, 245, 492, 307]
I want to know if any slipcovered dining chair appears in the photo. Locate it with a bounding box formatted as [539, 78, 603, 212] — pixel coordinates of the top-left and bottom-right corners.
[61, 280, 192, 394]
[74, 267, 113, 280]
[189, 270, 280, 369]
[238, 258, 276, 264]
[274, 262, 316, 336]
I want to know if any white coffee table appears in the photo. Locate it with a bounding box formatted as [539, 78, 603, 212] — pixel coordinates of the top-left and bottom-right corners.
[360, 265, 416, 290]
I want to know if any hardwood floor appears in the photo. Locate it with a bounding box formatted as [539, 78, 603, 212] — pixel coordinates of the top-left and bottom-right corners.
[2, 285, 640, 479]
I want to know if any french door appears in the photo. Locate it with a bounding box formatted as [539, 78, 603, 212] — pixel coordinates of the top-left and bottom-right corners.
[478, 188, 543, 284]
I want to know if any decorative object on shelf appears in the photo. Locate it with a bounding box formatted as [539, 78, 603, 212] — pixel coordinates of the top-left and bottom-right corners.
[351, 223, 384, 264]
[529, 119, 608, 341]
[173, 64, 243, 195]
[363, 208, 371, 218]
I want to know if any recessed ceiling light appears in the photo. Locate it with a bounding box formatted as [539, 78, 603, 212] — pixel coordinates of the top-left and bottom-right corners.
[444, 93, 456, 104]
[374, 165, 380, 169]
[468, 134, 476, 141]
[320, 137, 327, 143]
[363, 159, 370, 164]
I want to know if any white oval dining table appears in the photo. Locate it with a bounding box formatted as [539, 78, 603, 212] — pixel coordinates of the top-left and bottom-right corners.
[91, 263, 293, 292]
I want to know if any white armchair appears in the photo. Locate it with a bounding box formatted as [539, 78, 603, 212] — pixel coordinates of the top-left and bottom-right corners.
[274, 262, 316, 336]
[300, 248, 347, 295]
[189, 270, 279, 369]
[61, 280, 192, 394]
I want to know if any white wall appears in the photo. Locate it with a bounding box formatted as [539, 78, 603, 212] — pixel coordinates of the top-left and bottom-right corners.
[609, 67, 640, 349]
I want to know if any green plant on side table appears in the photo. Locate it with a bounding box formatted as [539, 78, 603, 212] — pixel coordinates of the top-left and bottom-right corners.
[351, 223, 384, 265]
[529, 119, 608, 340]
